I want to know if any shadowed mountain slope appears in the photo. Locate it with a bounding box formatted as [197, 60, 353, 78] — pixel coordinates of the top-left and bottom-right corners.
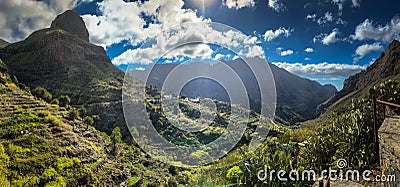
[319, 40, 400, 114]
[131, 57, 336, 125]
[0, 10, 128, 137]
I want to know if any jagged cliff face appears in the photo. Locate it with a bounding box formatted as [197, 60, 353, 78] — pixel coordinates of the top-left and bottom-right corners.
[319, 40, 400, 113]
[343, 40, 400, 92]
[50, 10, 90, 42]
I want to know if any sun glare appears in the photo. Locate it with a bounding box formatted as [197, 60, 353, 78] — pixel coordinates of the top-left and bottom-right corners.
[194, 0, 215, 16]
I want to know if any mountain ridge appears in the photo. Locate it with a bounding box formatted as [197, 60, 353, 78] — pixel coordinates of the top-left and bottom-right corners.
[131, 57, 337, 125]
[0, 10, 128, 138]
[0, 39, 9, 48]
[50, 10, 90, 42]
[318, 40, 400, 114]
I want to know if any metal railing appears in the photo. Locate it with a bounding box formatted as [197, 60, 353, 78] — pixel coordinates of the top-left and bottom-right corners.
[372, 95, 400, 143]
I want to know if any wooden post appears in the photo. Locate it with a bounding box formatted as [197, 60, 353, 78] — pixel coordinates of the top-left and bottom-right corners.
[382, 103, 386, 119]
[373, 96, 378, 144]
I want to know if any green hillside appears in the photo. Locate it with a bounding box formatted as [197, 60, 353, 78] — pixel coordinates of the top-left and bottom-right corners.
[0, 10, 128, 139]
[0, 66, 182, 186]
[305, 40, 400, 128]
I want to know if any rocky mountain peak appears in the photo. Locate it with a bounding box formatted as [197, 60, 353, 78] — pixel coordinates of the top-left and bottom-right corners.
[50, 10, 89, 42]
[318, 39, 400, 113]
[387, 39, 400, 51]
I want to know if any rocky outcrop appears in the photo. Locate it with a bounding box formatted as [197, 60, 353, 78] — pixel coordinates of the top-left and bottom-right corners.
[51, 10, 90, 42]
[0, 9, 127, 137]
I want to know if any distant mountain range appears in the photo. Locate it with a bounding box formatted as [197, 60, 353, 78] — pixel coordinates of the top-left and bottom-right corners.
[131, 58, 336, 125]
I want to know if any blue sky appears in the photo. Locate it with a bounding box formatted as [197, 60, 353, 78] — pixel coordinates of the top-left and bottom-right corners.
[1, 0, 400, 89]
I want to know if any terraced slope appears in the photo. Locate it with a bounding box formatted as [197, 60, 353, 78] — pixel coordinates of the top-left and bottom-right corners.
[0, 69, 176, 186]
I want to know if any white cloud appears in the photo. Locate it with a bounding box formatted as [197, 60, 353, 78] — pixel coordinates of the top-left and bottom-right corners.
[280, 50, 294, 56]
[135, 67, 146, 71]
[304, 57, 311, 61]
[331, 0, 345, 15]
[276, 47, 283, 51]
[305, 48, 314, 53]
[353, 42, 383, 62]
[213, 54, 225, 60]
[307, 12, 346, 26]
[223, 0, 255, 10]
[351, 17, 400, 42]
[83, 0, 264, 65]
[0, 0, 81, 42]
[306, 14, 316, 21]
[331, 0, 360, 15]
[268, 0, 286, 12]
[272, 62, 367, 76]
[322, 30, 340, 45]
[83, 0, 207, 48]
[317, 12, 333, 25]
[335, 18, 346, 25]
[263, 27, 292, 41]
[111, 25, 248, 65]
[313, 28, 340, 45]
[351, 0, 361, 7]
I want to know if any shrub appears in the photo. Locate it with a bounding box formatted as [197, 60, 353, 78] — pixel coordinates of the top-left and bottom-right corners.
[110, 127, 122, 157]
[78, 107, 87, 117]
[226, 166, 243, 182]
[83, 116, 94, 130]
[33, 87, 52, 102]
[56, 157, 75, 171]
[67, 108, 79, 120]
[50, 98, 59, 105]
[58, 96, 71, 107]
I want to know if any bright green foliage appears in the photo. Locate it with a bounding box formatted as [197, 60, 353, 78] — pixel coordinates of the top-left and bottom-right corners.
[189, 80, 400, 186]
[44, 176, 66, 187]
[226, 166, 243, 182]
[83, 116, 95, 130]
[0, 143, 10, 186]
[110, 127, 122, 157]
[127, 176, 141, 186]
[33, 87, 52, 102]
[50, 98, 59, 105]
[42, 167, 57, 180]
[67, 108, 80, 120]
[0, 76, 182, 187]
[83, 116, 94, 125]
[56, 157, 77, 171]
